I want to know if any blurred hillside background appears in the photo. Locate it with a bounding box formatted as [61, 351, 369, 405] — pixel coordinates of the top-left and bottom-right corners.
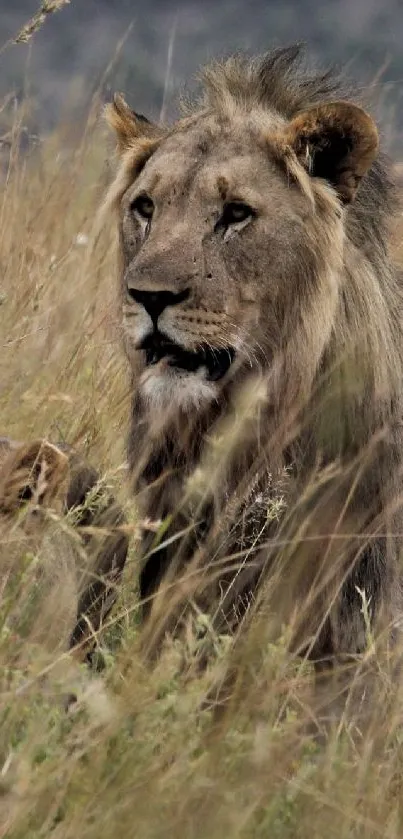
[1, 0, 403, 153]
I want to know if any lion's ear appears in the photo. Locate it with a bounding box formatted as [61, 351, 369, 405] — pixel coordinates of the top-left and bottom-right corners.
[105, 93, 159, 154]
[286, 101, 379, 203]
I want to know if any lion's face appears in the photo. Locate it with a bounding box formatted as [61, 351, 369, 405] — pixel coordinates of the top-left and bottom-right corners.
[109, 93, 378, 413]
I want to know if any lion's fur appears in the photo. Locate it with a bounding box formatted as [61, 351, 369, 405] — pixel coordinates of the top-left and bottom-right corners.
[0, 437, 129, 660]
[0, 437, 70, 519]
[106, 45, 403, 660]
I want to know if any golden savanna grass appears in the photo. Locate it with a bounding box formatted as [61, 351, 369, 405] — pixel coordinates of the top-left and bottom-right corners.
[3, 51, 403, 839]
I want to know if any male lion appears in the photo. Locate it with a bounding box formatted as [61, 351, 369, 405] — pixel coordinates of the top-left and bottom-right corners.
[0, 436, 129, 660]
[105, 45, 403, 663]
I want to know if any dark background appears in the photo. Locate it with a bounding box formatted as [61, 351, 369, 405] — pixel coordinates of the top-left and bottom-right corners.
[1, 0, 402, 151]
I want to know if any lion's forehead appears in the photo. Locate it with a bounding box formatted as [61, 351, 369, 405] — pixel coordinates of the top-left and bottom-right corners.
[139, 122, 282, 203]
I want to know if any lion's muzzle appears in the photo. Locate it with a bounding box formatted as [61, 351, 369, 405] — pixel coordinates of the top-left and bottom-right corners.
[139, 330, 235, 381]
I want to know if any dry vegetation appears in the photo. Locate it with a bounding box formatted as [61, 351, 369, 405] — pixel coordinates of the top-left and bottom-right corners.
[3, 48, 403, 839]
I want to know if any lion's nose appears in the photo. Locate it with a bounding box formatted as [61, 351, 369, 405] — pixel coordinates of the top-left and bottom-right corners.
[128, 288, 190, 323]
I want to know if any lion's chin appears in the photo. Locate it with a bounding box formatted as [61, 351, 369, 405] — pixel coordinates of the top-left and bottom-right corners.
[135, 331, 236, 411]
[139, 364, 219, 412]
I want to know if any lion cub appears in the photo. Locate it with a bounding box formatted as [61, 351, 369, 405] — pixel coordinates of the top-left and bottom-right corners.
[0, 436, 69, 519]
[0, 436, 128, 661]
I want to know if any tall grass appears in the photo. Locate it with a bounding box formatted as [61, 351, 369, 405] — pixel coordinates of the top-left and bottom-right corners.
[2, 91, 403, 839]
[0, 0, 71, 58]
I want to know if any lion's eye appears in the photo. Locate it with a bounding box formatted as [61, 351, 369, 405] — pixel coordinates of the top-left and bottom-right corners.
[221, 201, 255, 226]
[130, 193, 154, 220]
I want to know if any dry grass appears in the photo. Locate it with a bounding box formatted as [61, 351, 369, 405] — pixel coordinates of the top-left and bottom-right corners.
[2, 93, 403, 839]
[0, 1, 71, 61]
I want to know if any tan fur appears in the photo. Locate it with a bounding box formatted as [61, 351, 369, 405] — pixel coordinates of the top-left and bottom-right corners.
[284, 100, 379, 203]
[106, 93, 161, 150]
[0, 437, 69, 520]
[105, 46, 403, 661]
[0, 437, 129, 662]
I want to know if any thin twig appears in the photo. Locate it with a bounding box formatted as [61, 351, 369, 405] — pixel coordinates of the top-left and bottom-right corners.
[160, 12, 178, 123]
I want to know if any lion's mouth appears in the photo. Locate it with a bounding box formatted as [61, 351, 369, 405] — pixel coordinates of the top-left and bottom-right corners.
[139, 332, 235, 381]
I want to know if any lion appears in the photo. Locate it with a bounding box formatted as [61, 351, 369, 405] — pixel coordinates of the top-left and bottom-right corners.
[104, 44, 403, 665]
[0, 437, 69, 518]
[0, 436, 129, 661]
